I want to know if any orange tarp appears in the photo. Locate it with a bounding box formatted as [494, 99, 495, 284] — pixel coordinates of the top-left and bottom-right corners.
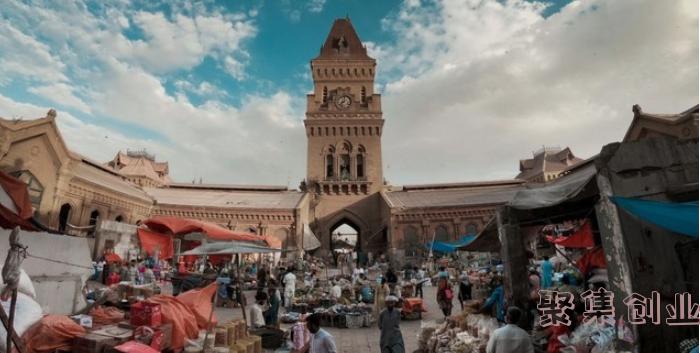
[143, 216, 263, 243]
[20, 315, 86, 353]
[176, 282, 218, 329]
[137, 228, 174, 259]
[145, 296, 199, 351]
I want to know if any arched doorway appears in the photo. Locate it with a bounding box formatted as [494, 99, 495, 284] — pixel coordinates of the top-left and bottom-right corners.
[330, 219, 360, 268]
[115, 215, 124, 222]
[58, 203, 71, 233]
[88, 210, 100, 237]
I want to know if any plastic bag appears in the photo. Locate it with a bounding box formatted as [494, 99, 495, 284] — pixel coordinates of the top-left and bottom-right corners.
[0, 267, 36, 300]
[89, 306, 125, 325]
[0, 292, 42, 352]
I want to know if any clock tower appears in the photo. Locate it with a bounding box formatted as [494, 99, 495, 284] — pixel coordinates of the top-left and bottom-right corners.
[305, 18, 384, 194]
[303, 18, 387, 254]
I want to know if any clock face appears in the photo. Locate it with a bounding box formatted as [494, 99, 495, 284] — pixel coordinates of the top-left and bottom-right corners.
[335, 95, 351, 109]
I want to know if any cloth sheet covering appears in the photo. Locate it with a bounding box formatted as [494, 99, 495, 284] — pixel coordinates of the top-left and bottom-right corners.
[19, 315, 86, 353]
[576, 247, 607, 276]
[545, 222, 595, 248]
[0, 170, 36, 230]
[427, 235, 476, 254]
[612, 196, 699, 238]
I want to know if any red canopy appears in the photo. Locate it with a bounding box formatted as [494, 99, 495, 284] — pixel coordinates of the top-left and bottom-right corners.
[137, 228, 174, 259]
[545, 221, 594, 248]
[0, 171, 35, 230]
[143, 216, 263, 243]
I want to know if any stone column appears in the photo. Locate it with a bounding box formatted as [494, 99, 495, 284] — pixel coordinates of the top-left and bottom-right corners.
[496, 207, 529, 311]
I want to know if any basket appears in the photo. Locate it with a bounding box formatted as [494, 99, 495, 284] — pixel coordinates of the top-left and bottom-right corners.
[345, 314, 363, 329]
[362, 313, 372, 327]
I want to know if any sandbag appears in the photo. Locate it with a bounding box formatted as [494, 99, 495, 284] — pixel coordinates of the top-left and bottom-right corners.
[146, 295, 199, 351]
[176, 282, 217, 329]
[0, 292, 42, 353]
[0, 267, 36, 300]
[20, 315, 86, 353]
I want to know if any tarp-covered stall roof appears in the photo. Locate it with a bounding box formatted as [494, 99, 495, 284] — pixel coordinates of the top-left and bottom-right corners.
[143, 216, 265, 243]
[182, 241, 282, 255]
[508, 163, 597, 210]
[457, 220, 500, 252]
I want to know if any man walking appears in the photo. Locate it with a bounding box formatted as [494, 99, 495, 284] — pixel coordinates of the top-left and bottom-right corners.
[303, 313, 337, 353]
[378, 296, 405, 353]
[486, 306, 534, 353]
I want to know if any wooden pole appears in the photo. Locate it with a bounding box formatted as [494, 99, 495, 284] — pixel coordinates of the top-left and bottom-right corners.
[236, 254, 248, 327]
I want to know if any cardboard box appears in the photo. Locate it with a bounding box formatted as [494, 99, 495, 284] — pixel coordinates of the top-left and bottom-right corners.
[72, 333, 119, 353]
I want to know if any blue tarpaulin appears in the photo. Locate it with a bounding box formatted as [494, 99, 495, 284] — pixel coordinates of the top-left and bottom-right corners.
[611, 196, 699, 238]
[427, 235, 476, 253]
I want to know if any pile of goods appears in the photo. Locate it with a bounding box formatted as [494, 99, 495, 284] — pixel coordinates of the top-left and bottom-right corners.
[417, 308, 497, 353]
[184, 319, 263, 353]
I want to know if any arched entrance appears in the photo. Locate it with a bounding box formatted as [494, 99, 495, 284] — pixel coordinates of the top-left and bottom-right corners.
[58, 203, 71, 233]
[329, 218, 361, 268]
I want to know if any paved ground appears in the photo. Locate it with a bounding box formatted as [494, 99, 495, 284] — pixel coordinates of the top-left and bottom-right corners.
[215, 283, 446, 353]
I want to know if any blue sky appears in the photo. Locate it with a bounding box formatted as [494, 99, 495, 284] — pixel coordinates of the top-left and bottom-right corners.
[0, 0, 696, 186]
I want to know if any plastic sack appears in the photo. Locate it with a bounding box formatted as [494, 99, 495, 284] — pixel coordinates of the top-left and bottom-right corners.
[89, 306, 125, 325]
[176, 282, 217, 329]
[146, 295, 199, 351]
[21, 314, 86, 353]
[112, 341, 160, 353]
[0, 267, 36, 300]
[0, 292, 42, 352]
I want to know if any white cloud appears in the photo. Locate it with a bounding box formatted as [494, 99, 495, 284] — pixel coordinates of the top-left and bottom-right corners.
[0, 22, 68, 85]
[307, 0, 326, 13]
[28, 83, 91, 114]
[376, 0, 698, 184]
[174, 80, 228, 98]
[117, 11, 256, 74]
[0, 93, 164, 163]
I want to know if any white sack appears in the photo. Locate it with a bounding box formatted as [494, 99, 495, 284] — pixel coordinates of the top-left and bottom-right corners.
[0, 292, 43, 353]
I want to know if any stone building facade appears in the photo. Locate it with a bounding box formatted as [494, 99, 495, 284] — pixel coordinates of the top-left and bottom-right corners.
[1, 18, 692, 265]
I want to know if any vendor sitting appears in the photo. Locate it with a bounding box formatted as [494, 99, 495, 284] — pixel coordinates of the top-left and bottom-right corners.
[339, 287, 354, 305]
[331, 281, 342, 300]
[250, 292, 269, 328]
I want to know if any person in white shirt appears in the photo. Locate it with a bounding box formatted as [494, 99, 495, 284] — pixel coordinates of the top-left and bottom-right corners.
[249, 292, 268, 328]
[330, 281, 342, 300]
[304, 313, 337, 353]
[283, 268, 297, 308]
[486, 306, 534, 353]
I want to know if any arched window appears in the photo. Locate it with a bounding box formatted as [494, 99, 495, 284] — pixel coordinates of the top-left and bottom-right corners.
[10, 170, 43, 209]
[356, 145, 365, 178]
[404, 226, 419, 257]
[115, 215, 124, 222]
[362, 68, 365, 75]
[354, 68, 358, 76]
[58, 203, 71, 233]
[369, 68, 373, 75]
[435, 225, 449, 242]
[361, 86, 366, 102]
[316, 69, 320, 76]
[326, 154, 334, 178]
[332, 68, 335, 75]
[88, 210, 100, 236]
[322, 86, 328, 103]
